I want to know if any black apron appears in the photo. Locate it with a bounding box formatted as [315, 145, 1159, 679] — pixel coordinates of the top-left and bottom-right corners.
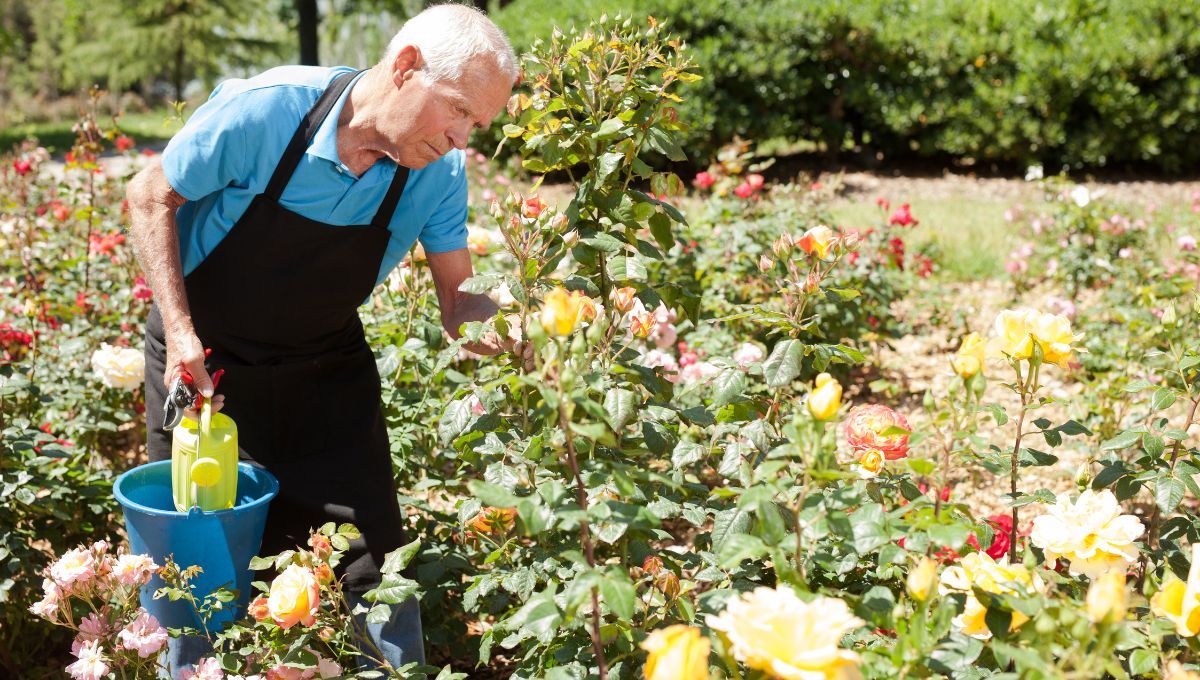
[144, 70, 410, 595]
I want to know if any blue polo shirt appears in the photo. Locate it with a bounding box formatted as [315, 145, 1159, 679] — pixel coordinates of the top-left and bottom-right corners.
[162, 65, 468, 287]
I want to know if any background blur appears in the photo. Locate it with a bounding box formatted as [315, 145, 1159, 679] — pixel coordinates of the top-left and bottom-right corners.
[2, 0, 1198, 175]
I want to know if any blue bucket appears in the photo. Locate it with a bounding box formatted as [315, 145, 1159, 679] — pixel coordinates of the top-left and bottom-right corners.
[114, 460, 277, 643]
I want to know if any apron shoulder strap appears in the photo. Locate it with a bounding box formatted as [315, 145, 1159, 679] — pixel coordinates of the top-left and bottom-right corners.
[369, 166, 410, 230]
[263, 69, 364, 202]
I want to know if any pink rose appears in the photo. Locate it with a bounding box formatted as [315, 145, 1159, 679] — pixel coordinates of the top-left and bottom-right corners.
[692, 172, 715, 190]
[733, 343, 764, 369]
[733, 182, 753, 199]
[116, 611, 168, 658]
[65, 640, 109, 680]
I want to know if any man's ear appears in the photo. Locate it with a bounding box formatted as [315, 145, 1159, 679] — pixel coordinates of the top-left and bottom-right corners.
[390, 44, 423, 87]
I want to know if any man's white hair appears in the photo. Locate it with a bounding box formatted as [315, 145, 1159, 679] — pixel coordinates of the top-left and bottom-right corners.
[384, 4, 517, 83]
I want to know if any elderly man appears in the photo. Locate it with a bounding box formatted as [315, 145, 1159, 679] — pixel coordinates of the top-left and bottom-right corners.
[126, 4, 518, 669]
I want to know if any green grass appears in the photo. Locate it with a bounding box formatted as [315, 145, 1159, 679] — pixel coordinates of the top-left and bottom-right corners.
[1, 107, 185, 155]
[832, 197, 1020, 280]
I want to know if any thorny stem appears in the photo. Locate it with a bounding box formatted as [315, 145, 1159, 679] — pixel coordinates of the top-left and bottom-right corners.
[555, 344, 609, 680]
[1148, 393, 1200, 551]
[1010, 361, 1040, 562]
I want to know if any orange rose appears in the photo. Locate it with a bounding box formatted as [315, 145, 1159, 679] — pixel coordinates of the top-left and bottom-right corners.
[249, 597, 270, 622]
[267, 565, 320, 629]
[843, 404, 911, 460]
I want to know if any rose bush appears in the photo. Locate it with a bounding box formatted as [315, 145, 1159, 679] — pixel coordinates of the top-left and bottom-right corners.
[5, 14, 1200, 680]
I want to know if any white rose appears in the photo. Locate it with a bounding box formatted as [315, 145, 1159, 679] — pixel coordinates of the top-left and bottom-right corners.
[91, 343, 144, 390]
[1070, 185, 1091, 208]
[733, 343, 765, 369]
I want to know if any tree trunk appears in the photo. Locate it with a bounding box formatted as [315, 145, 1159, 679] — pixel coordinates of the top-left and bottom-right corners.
[295, 0, 319, 65]
[174, 42, 184, 102]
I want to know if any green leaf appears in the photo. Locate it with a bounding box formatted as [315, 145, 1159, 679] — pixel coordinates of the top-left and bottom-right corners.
[1156, 475, 1186, 514]
[643, 127, 687, 162]
[648, 212, 673, 252]
[1129, 649, 1158, 676]
[929, 524, 971, 551]
[468, 480, 519, 508]
[607, 254, 647, 281]
[711, 369, 747, 407]
[380, 539, 421, 575]
[595, 152, 623, 184]
[762, 339, 804, 388]
[603, 388, 638, 431]
[1152, 387, 1178, 411]
[850, 503, 892, 554]
[711, 507, 752, 554]
[717, 533, 767, 568]
[505, 588, 562, 644]
[600, 569, 636, 621]
[438, 397, 474, 446]
[671, 441, 706, 467]
[1143, 434, 1166, 459]
[1101, 430, 1141, 451]
[364, 575, 419, 605]
[594, 117, 624, 139]
[458, 273, 503, 295]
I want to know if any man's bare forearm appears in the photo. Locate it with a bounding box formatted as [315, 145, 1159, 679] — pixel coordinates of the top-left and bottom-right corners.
[126, 160, 192, 337]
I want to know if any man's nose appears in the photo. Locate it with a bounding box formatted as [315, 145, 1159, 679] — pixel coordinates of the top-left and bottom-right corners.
[446, 122, 471, 150]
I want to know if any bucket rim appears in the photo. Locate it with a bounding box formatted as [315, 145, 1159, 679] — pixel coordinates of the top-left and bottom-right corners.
[114, 460, 279, 518]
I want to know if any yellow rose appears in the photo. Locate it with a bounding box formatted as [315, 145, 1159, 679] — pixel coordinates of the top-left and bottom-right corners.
[797, 225, 837, 261]
[807, 373, 842, 421]
[540, 288, 590, 337]
[854, 449, 885, 479]
[1086, 569, 1127, 625]
[641, 625, 709, 680]
[267, 564, 320, 629]
[706, 586, 862, 680]
[1151, 543, 1200, 637]
[939, 552, 1040, 640]
[951, 332, 986, 378]
[992, 308, 1083, 368]
[906, 556, 939, 602]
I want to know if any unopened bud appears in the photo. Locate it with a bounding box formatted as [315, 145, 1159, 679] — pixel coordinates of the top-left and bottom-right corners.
[772, 234, 794, 258]
[654, 571, 680, 599]
[489, 199, 504, 220]
[758, 254, 774, 272]
[319, 626, 336, 642]
[1075, 461, 1093, 490]
[804, 271, 820, 294]
[561, 229, 579, 247]
[314, 563, 334, 585]
[841, 231, 863, 251]
[308, 533, 332, 560]
[642, 555, 664, 575]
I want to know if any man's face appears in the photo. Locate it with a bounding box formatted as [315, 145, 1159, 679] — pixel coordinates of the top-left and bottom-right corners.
[380, 54, 512, 169]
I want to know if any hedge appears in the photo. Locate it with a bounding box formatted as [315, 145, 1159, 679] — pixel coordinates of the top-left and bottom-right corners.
[491, 0, 1200, 172]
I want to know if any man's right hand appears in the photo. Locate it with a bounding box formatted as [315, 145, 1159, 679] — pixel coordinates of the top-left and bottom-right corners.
[166, 329, 225, 415]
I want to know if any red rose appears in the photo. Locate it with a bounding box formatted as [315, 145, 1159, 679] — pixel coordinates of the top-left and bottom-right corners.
[888, 203, 918, 227]
[115, 135, 135, 152]
[12, 159, 31, 176]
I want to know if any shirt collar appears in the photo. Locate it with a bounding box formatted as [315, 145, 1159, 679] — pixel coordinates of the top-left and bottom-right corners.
[307, 69, 387, 178]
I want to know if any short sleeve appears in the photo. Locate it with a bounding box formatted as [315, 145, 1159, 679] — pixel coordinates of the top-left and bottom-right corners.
[161, 86, 266, 201]
[416, 152, 469, 254]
